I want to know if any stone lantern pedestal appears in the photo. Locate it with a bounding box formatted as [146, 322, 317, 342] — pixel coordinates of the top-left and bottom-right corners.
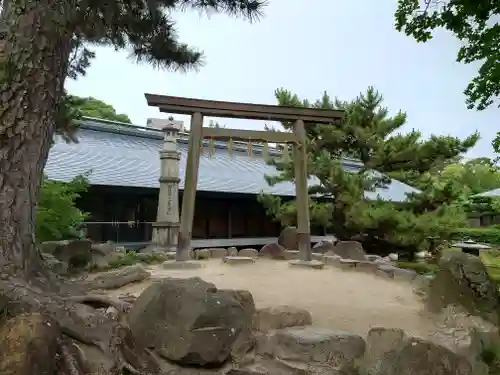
[146, 123, 181, 252]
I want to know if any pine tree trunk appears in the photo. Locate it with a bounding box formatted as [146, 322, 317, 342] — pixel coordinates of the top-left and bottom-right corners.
[0, 0, 73, 279]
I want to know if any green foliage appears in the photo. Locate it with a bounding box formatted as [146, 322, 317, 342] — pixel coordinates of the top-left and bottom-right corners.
[68, 96, 132, 123]
[451, 227, 500, 244]
[396, 261, 438, 275]
[394, 0, 500, 111]
[259, 86, 476, 252]
[89, 251, 167, 272]
[36, 174, 89, 243]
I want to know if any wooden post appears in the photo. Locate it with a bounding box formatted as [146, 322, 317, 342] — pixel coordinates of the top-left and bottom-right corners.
[293, 119, 312, 261]
[176, 112, 203, 261]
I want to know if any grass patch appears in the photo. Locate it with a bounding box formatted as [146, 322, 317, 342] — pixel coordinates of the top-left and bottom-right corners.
[88, 250, 167, 272]
[396, 261, 438, 275]
[480, 251, 500, 282]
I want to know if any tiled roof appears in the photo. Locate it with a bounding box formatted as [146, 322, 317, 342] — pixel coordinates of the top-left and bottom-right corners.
[44, 118, 419, 202]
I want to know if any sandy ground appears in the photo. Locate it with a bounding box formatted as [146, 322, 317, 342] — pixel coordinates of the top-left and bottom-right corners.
[109, 259, 437, 338]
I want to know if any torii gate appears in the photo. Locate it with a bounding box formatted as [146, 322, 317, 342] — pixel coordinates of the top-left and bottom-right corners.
[145, 94, 344, 263]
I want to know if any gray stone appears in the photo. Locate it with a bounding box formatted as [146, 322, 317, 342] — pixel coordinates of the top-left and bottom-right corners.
[311, 252, 324, 262]
[127, 277, 253, 366]
[288, 260, 324, 270]
[367, 337, 473, 375]
[356, 261, 379, 273]
[339, 259, 359, 270]
[362, 327, 409, 375]
[312, 240, 336, 254]
[284, 250, 299, 260]
[210, 248, 228, 258]
[239, 248, 259, 258]
[330, 241, 366, 261]
[161, 260, 203, 269]
[259, 243, 286, 260]
[254, 306, 313, 332]
[193, 249, 210, 260]
[427, 251, 500, 325]
[269, 327, 366, 372]
[228, 247, 238, 257]
[278, 226, 298, 250]
[393, 267, 418, 282]
[223, 256, 255, 265]
[324, 255, 342, 267]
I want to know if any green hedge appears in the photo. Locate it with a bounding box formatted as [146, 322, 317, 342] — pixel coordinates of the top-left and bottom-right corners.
[396, 261, 438, 275]
[451, 227, 500, 245]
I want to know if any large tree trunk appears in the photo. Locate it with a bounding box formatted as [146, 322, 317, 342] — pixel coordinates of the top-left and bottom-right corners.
[0, 0, 73, 279]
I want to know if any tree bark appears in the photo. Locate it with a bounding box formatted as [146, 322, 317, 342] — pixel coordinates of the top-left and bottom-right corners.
[0, 0, 74, 279]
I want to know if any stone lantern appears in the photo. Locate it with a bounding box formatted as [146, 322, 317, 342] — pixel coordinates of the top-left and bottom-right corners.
[149, 123, 181, 252]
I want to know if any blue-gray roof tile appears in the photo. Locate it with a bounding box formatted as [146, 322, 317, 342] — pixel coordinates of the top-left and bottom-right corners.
[44, 118, 419, 202]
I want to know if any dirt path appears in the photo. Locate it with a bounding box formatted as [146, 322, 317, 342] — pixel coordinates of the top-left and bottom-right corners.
[111, 259, 437, 338]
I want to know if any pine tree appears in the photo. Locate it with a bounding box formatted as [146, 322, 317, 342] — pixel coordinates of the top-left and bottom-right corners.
[259, 87, 478, 257]
[0, 1, 265, 372]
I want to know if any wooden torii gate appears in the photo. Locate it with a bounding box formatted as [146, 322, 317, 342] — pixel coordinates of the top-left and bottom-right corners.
[145, 94, 344, 262]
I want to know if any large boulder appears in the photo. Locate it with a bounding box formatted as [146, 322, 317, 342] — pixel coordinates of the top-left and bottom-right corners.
[328, 241, 366, 261]
[258, 327, 366, 374]
[41, 239, 93, 270]
[364, 337, 473, 375]
[253, 305, 312, 332]
[259, 243, 286, 260]
[312, 240, 336, 254]
[278, 226, 298, 250]
[127, 277, 254, 366]
[427, 251, 500, 325]
[0, 313, 61, 375]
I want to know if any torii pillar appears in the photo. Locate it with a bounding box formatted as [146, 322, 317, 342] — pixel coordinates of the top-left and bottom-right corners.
[149, 123, 181, 252]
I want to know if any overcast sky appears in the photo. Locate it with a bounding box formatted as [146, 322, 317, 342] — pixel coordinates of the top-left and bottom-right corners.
[66, 0, 498, 159]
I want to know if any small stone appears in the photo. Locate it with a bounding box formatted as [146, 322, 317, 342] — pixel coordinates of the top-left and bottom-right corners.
[223, 256, 255, 265]
[288, 260, 324, 270]
[228, 247, 238, 256]
[193, 249, 210, 260]
[239, 248, 258, 258]
[355, 260, 379, 273]
[311, 252, 324, 262]
[210, 248, 228, 258]
[324, 255, 342, 267]
[161, 260, 204, 269]
[339, 259, 358, 270]
[284, 250, 299, 260]
[254, 306, 313, 332]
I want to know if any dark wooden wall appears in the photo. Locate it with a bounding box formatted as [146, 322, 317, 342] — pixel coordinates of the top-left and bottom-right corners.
[76, 185, 284, 244]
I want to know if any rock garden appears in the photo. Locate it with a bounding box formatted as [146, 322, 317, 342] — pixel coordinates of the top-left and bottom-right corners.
[4, 226, 500, 375]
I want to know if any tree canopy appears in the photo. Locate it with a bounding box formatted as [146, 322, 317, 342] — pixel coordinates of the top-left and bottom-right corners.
[394, 0, 500, 111]
[68, 95, 132, 123]
[258, 87, 478, 255]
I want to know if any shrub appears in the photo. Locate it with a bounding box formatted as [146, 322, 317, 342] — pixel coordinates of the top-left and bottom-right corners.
[451, 227, 500, 244]
[396, 261, 438, 275]
[36, 174, 89, 242]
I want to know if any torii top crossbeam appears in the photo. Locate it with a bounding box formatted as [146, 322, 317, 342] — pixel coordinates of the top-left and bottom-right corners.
[145, 94, 344, 124]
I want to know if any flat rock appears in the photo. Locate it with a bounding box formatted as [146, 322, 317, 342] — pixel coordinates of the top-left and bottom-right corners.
[239, 248, 259, 258]
[161, 260, 204, 269]
[268, 327, 366, 372]
[284, 250, 299, 260]
[223, 256, 255, 265]
[210, 248, 228, 258]
[288, 259, 324, 270]
[193, 249, 211, 260]
[311, 252, 324, 261]
[355, 261, 379, 273]
[254, 305, 313, 332]
[260, 243, 286, 260]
